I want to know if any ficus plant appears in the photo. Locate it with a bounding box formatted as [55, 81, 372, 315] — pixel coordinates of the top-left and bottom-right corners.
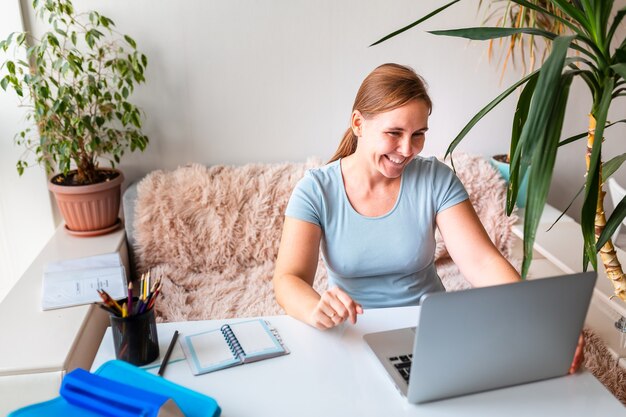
[372, 0, 626, 301]
[0, 0, 149, 185]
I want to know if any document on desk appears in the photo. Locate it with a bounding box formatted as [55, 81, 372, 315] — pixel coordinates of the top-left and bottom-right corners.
[41, 253, 127, 310]
[180, 319, 289, 375]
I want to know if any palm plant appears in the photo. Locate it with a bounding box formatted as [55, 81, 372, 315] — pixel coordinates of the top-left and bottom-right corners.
[372, 0, 626, 301]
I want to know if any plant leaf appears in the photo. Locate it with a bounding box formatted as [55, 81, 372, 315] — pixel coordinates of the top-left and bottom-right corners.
[521, 72, 574, 277]
[559, 119, 626, 147]
[566, 56, 598, 72]
[6, 61, 15, 75]
[429, 27, 557, 41]
[611, 63, 626, 81]
[511, 74, 539, 152]
[596, 0, 614, 48]
[582, 249, 590, 272]
[565, 61, 599, 92]
[610, 43, 625, 62]
[597, 194, 626, 250]
[551, 0, 592, 34]
[369, 0, 461, 47]
[546, 185, 585, 232]
[603, 153, 626, 180]
[507, 73, 538, 213]
[608, 7, 626, 46]
[508, 36, 574, 213]
[124, 35, 137, 49]
[442, 16, 602, 60]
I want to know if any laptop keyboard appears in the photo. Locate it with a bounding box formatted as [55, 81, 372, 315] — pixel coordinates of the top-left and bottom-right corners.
[388, 354, 413, 382]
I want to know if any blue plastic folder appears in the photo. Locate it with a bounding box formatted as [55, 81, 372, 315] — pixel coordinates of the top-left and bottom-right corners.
[8, 360, 221, 417]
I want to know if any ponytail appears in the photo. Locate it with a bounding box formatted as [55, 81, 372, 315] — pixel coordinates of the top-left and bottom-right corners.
[328, 128, 358, 163]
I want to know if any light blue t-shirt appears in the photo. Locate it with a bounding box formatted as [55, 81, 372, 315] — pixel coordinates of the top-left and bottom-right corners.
[285, 156, 469, 308]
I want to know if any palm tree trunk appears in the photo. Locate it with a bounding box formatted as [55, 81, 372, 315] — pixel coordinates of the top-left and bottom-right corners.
[586, 114, 626, 301]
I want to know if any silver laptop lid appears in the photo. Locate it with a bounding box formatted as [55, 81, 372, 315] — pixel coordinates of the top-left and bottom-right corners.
[408, 271, 596, 403]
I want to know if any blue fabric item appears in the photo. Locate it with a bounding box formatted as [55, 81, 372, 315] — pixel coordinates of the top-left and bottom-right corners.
[285, 156, 469, 308]
[8, 360, 221, 417]
[61, 368, 173, 417]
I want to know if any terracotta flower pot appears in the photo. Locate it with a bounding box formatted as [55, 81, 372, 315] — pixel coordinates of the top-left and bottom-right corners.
[48, 169, 124, 237]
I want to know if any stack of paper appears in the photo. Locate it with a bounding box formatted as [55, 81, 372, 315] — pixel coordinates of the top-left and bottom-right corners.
[41, 253, 127, 310]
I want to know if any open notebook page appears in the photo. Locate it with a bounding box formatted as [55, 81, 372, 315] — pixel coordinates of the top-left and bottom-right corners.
[230, 320, 283, 360]
[186, 329, 238, 371]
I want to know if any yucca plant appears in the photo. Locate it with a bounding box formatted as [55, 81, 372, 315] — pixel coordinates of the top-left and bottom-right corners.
[372, 0, 626, 301]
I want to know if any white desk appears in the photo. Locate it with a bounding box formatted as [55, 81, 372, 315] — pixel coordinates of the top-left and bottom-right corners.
[92, 307, 624, 416]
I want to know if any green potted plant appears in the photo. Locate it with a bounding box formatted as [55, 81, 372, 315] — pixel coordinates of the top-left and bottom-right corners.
[372, 0, 626, 301]
[0, 0, 149, 236]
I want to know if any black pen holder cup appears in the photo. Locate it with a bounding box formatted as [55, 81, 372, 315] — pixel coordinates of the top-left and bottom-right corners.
[109, 307, 159, 366]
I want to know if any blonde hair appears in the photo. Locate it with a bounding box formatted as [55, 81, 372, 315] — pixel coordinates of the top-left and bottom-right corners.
[329, 63, 432, 163]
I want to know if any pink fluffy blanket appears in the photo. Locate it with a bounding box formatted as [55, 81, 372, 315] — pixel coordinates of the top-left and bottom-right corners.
[133, 154, 516, 322]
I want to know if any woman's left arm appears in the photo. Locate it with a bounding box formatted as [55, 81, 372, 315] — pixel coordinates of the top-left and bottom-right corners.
[435, 200, 520, 287]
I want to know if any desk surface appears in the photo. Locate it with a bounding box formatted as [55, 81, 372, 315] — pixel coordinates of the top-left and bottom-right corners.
[92, 307, 624, 416]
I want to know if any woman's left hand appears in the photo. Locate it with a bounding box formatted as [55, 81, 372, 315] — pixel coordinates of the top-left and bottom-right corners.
[568, 334, 585, 374]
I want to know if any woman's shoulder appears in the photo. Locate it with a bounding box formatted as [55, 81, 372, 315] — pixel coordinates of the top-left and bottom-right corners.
[302, 159, 341, 185]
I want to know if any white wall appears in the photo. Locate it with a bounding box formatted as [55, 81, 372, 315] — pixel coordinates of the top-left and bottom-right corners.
[3, 0, 626, 299]
[0, 1, 54, 302]
[50, 0, 623, 218]
[22, 0, 529, 178]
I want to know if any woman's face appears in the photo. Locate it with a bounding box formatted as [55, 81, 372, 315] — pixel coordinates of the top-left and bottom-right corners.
[352, 99, 429, 179]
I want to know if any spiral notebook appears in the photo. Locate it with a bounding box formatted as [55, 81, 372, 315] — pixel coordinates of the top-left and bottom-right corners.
[180, 319, 289, 375]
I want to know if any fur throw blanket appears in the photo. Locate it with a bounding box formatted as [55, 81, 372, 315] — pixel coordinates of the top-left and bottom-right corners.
[582, 328, 626, 404]
[133, 153, 516, 321]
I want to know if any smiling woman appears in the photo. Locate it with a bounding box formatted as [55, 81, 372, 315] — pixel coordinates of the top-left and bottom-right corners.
[272, 63, 521, 331]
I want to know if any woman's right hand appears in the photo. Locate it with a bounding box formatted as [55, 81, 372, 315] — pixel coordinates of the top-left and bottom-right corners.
[310, 286, 364, 330]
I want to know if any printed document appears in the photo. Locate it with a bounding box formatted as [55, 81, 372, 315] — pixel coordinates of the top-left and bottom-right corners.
[42, 253, 127, 310]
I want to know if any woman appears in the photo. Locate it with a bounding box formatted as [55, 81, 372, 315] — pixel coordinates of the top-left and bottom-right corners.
[272, 63, 581, 371]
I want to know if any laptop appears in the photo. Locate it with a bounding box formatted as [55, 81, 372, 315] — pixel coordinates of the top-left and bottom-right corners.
[363, 272, 597, 404]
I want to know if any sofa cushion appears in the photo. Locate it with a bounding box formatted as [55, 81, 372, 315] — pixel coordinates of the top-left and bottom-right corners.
[132, 154, 517, 321]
